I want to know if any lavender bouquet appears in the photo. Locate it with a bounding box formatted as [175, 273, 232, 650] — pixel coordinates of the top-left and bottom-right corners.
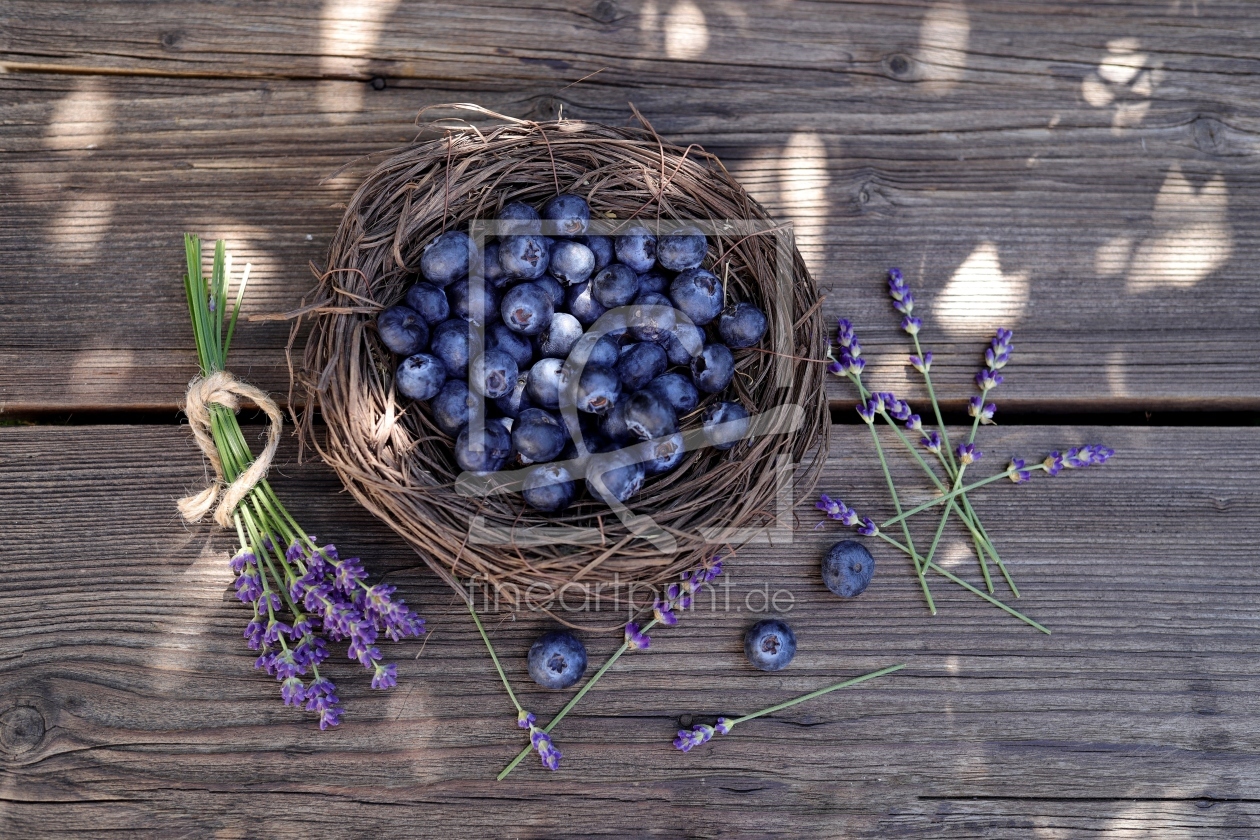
[178, 234, 425, 727]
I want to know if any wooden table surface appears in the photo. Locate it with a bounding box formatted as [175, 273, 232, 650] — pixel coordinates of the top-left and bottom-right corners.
[2, 2, 1258, 837]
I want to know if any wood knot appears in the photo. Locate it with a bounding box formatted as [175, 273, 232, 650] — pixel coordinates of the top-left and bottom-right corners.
[0, 705, 46, 756]
[887, 54, 912, 78]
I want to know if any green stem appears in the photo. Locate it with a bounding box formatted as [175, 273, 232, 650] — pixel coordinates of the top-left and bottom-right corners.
[728, 664, 907, 726]
[467, 600, 524, 716]
[498, 619, 659, 781]
[879, 465, 1042, 530]
[912, 334, 957, 474]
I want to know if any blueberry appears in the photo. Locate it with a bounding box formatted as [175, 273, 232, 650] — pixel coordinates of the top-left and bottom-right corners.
[719, 302, 769, 348]
[498, 200, 542, 236]
[657, 224, 707, 271]
[486, 321, 534, 370]
[822, 540, 876, 598]
[420, 230, 475, 287]
[617, 342, 668, 391]
[586, 447, 646, 503]
[628, 292, 677, 343]
[574, 364, 621, 414]
[512, 408, 568, 463]
[637, 270, 668, 295]
[622, 390, 678, 440]
[598, 400, 631, 443]
[582, 234, 614, 270]
[499, 234, 551, 280]
[527, 629, 588, 689]
[743, 618, 796, 672]
[588, 334, 621, 369]
[615, 225, 657, 273]
[566, 280, 607, 326]
[454, 417, 512, 473]
[482, 242, 510, 289]
[534, 274, 566, 311]
[377, 305, 429, 356]
[662, 322, 705, 366]
[522, 463, 576, 512]
[541, 194, 591, 238]
[702, 400, 749, 451]
[670, 268, 724, 326]
[598, 308, 630, 341]
[501, 282, 555, 336]
[493, 373, 533, 419]
[538, 312, 583, 359]
[548, 239, 596, 285]
[591, 264, 640, 309]
[431, 379, 475, 435]
[447, 278, 500, 326]
[405, 283, 451, 325]
[643, 431, 685, 475]
[396, 352, 447, 400]
[429, 318, 471, 379]
[691, 343, 735, 393]
[469, 348, 519, 399]
[526, 357, 565, 410]
[646, 372, 699, 415]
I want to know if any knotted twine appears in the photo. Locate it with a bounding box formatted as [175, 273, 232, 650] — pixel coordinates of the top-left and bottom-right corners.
[177, 369, 283, 528]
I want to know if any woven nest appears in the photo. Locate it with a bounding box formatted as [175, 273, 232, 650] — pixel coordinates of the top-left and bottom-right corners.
[296, 108, 829, 622]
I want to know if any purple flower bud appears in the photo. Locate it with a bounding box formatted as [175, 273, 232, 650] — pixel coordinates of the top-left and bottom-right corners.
[887, 396, 913, 423]
[836, 318, 857, 348]
[280, 676, 306, 706]
[624, 622, 652, 650]
[893, 290, 915, 315]
[531, 729, 562, 770]
[856, 402, 876, 424]
[904, 414, 922, 432]
[909, 351, 933, 373]
[230, 551, 255, 574]
[826, 359, 844, 376]
[673, 723, 717, 753]
[967, 395, 996, 424]
[857, 518, 879, 537]
[1008, 458, 1033, 483]
[901, 316, 922, 335]
[1043, 452, 1064, 476]
[715, 717, 734, 735]
[976, 369, 1003, 392]
[653, 600, 678, 626]
[986, 328, 1014, 370]
[921, 430, 942, 453]
[844, 354, 866, 376]
[956, 443, 981, 465]
[518, 710, 537, 729]
[868, 393, 886, 414]
[887, 268, 911, 304]
[370, 662, 398, 690]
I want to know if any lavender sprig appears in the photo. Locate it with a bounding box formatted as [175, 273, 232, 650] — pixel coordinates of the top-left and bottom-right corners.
[497, 559, 725, 780]
[673, 664, 906, 753]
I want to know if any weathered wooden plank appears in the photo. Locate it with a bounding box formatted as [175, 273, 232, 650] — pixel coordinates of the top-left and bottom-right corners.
[1, 424, 1257, 837]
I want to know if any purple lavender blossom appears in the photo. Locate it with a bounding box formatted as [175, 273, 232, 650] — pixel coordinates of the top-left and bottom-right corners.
[280, 676, 306, 706]
[304, 676, 342, 730]
[826, 358, 845, 376]
[624, 622, 652, 650]
[371, 662, 398, 690]
[673, 723, 717, 752]
[715, 717, 734, 734]
[901, 316, 922, 335]
[836, 318, 857, 348]
[976, 369, 1003, 392]
[909, 351, 933, 373]
[968, 396, 996, 424]
[1008, 458, 1033, 483]
[885, 394, 913, 423]
[887, 268, 914, 314]
[230, 550, 255, 575]
[904, 414, 923, 432]
[531, 728, 562, 770]
[856, 402, 876, 424]
[986, 328, 1014, 370]
[1043, 451, 1064, 476]
[843, 352, 866, 376]
[921, 430, 942, 453]
[857, 518, 879, 536]
[956, 443, 981, 465]
[817, 493, 861, 527]
[517, 710, 536, 729]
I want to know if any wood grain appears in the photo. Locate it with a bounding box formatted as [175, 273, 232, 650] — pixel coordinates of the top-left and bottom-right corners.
[3, 0, 1260, 413]
[1, 424, 1257, 837]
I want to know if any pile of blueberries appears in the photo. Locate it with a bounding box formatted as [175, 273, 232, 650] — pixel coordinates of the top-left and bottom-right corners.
[375, 193, 769, 513]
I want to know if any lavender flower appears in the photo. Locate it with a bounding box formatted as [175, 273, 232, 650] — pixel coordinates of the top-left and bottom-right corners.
[673, 723, 718, 752]
[1066, 444, 1114, 468]
[857, 518, 879, 537]
[624, 622, 652, 650]
[826, 358, 845, 376]
[531, 728, 562, 771]
[986, 328, 1014, 370]
[968, 396, 996, 424]
[517, 710, 536, 729]
[856, 402, 876, 424]
[920, 430, 942, 453]
[715, 717, 734, 734]
[976, 369, 1003, 392]
[1043, 451, 1064, 476]
[837, 318, 858, 349]
[817, 493, 861, 527]
[956, 443, 981, 465]
[304, 677, 342, 730]
[904, 414, 923, 432]
[842, 351, 866, 376]
[901, 315, 922, 336]
[888, 268, 914, 315]
[884, 394, 913, 422]
[1008, 458, 1033, 483]
[909, 351, 933, 373]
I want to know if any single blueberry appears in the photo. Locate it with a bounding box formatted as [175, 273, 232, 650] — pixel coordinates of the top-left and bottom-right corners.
[582, 234, 614, 270]
[541, 194, 591, 238]
[702, 400, 749, 451]
[661, 322, 705, 366]
[420, 230, 475, 287]
[528, 629, 588, 689]
[646, 372, 699, 415]
[540, 312, 584, 358]
[486, 321, 534, 370]
[615, 225, 657, 273]
[670, 268, 724, 326]
[575, 364, 621, 415]
[548, 239, 596, 285]
[588, 333, 621, 369]
[566, 280, 608, 326]
[585, 447, 646, 503]
[691, 343, 736, 393]
[377, 305, 429, 356]
[499, 234, 552, 280]
[526, 357, 565, 410]
[454, 417, 512, 473]
[744, 618, 796, 672]
[657, 224, 707, 271]
[498, 200, 542, 236]
[591, 263, 640, 309]
[637, 270, 669, 295]
[534, 274, 566, 311]
[482, 242, 511, 289]
[617, 342, 668, 391]
[494, 373, 533, 419]
[512, 408, 568, 463]
[431, 378, 475, 436]
[447, 278, 500, 326]
[622, 390, 678, 440]
[642, 431, 685, 475]
[597, 308, 630, 340]
[469, 348, 519, 399]
[501, 282, 555, 336]
[628, 291, 677, 344]
[396, 352, 447, 401]
[405, 283, 451, 325]
[598, 400, 631, 443]
[522, 463, 577, 512]
[822, 539, 876, 598]
[719, 302, 769, 349]
[429, 318, 472, 379]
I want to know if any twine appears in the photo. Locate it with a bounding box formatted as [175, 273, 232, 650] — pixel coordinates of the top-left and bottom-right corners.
[178, 369, 283, 528]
